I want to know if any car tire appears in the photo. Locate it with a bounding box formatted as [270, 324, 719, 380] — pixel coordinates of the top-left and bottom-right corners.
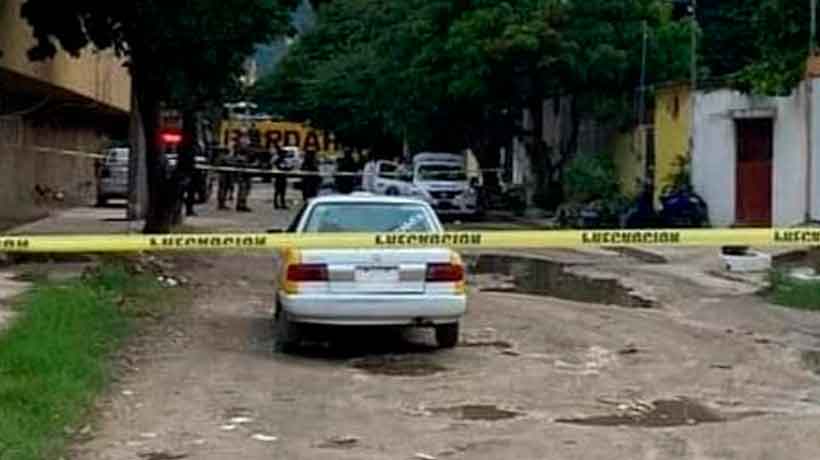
[435, 322, 460, 349]
[385, 187, 400, 196]
[273, 310, 301, 353]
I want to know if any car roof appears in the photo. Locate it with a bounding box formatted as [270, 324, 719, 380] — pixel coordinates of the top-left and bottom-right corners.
[308, 193, 429, 206]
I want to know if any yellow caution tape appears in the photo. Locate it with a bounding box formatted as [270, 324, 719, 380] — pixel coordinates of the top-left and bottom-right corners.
[196, 164, 502, 178]
[0, 228, 818, 253]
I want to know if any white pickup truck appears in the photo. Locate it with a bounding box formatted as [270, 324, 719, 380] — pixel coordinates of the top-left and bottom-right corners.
[362, 154, 479, 218]
[412, 153, 479, 218]
[362, 160, 433, 202]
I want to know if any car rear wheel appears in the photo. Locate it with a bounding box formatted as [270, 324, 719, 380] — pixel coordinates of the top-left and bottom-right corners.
[435, 322, 460, 349]
[273, 309, 301, 353]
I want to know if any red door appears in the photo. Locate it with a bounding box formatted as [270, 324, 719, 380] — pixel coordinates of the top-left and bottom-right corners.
[735, 118, 773, 226]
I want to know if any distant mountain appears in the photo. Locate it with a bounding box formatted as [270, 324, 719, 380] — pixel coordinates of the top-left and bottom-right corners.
[253, 0, 315, 78]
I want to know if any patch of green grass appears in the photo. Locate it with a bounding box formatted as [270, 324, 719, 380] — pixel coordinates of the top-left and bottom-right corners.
[768, 270, 820, 311]
[0, 263, 174, 460]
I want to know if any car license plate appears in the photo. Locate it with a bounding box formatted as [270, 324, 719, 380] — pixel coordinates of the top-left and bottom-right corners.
[355, 266, 399, 284]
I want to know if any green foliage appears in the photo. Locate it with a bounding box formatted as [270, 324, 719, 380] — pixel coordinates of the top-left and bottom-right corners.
[0, 263, 178, 460]
[664, 155, 692, 191]
[563, 152, 620, 203]
[256, 0, 690, 154]
[699, 0, 810, 96]
[769, 270, 820, 311]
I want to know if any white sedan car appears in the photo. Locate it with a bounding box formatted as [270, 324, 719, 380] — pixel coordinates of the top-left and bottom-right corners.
[274, 194, 467, 351]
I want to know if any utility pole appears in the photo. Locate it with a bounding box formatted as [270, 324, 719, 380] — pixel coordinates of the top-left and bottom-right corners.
[812, 0, 817, 55]
[690, 0, 698, 90]
[687, 0, 698, 192]
[638, 20, 648, 126]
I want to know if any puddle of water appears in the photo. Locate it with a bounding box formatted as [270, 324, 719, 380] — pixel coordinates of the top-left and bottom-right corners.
[351, 355, 447, 377]
[801, 350, 820, 375]
[466, 255, 655, 308]
[556, 398, 760, 428]
[138, 453, 188, 460]
[431, 404, 522, 421]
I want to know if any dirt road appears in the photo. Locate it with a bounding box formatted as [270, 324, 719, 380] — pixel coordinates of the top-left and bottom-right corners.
[72, 241, 820, 460]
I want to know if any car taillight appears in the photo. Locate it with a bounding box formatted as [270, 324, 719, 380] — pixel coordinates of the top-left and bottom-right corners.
[426, 263, 464, 282]
[286, 264, 329, 282]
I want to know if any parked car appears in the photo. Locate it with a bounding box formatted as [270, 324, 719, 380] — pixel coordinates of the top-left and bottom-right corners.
[96, 147, 130, 206]
[273, 194, 467, 351]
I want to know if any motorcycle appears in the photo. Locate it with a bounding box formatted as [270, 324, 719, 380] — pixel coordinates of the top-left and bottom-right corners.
[658, 184, 709, 228]
[620, 182, 709, 229]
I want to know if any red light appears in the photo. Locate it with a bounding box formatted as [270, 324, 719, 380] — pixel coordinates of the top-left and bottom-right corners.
[286, 264, 329, 282]
[426, 263, 464, 282]
[161, 132, 183, 144]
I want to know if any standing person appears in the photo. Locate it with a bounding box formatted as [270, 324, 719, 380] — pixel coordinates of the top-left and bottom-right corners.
[335, 148, 356, 194]
[273, 147, 291, 210]
[183, 140, 206, 216]
[216, 147, 236, 210]
[234, 135, 254, 213]
[301, 148, 321, 202]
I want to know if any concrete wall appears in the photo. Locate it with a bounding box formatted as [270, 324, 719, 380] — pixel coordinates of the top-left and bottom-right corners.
[654, 84, 691, 203]
[0, 116, 103, 226]
[0, 0, 130, 112]
[811, 79, 820, 220]
[692, 86, 808, 227]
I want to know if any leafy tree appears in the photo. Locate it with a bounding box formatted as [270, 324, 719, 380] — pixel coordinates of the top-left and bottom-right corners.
[20, 0, 297, 232]
[730, 0, 812, 95]
[695, 0, 813, 96]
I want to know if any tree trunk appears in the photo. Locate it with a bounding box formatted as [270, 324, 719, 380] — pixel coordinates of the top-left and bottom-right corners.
[136, 67, 179, 234]
[127, 83, 149, 221]
[525, 96, 548, 208]
[544, 96, 581, 209]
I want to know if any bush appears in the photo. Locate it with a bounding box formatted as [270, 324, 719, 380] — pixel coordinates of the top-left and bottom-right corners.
[563, 153, 620, 204]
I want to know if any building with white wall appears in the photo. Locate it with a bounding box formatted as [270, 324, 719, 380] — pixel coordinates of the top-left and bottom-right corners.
[691, 79, 820, 227]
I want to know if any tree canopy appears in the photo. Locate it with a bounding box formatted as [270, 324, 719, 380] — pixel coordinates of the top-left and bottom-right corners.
[698, 0, 813, 95]
[256, 0, 690, 202]
[21, 0, 297, 108]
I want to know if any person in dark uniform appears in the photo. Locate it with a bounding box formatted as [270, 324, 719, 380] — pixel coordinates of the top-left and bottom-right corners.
[273, 147, 291, 209]
[235, 143, 254, 212]
[301, 148, 321, 202]
[216, 147, 237, 210]
[335, 148, 357, 194]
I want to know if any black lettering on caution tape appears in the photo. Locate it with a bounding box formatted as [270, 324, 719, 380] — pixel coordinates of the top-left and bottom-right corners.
[0, 238, 30, 249]
[149, 235, 268, 249]
[374, 233, 483, 247]
[581, 231, 682, 245]
[773, 230, 820, 243]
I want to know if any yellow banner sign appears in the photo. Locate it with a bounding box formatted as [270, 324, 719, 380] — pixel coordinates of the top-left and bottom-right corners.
[219, 120, 340, 155]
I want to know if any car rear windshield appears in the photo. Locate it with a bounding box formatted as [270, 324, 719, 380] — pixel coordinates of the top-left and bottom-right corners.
[303, 203, 434, 233]
[417, 164, 466, 181]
